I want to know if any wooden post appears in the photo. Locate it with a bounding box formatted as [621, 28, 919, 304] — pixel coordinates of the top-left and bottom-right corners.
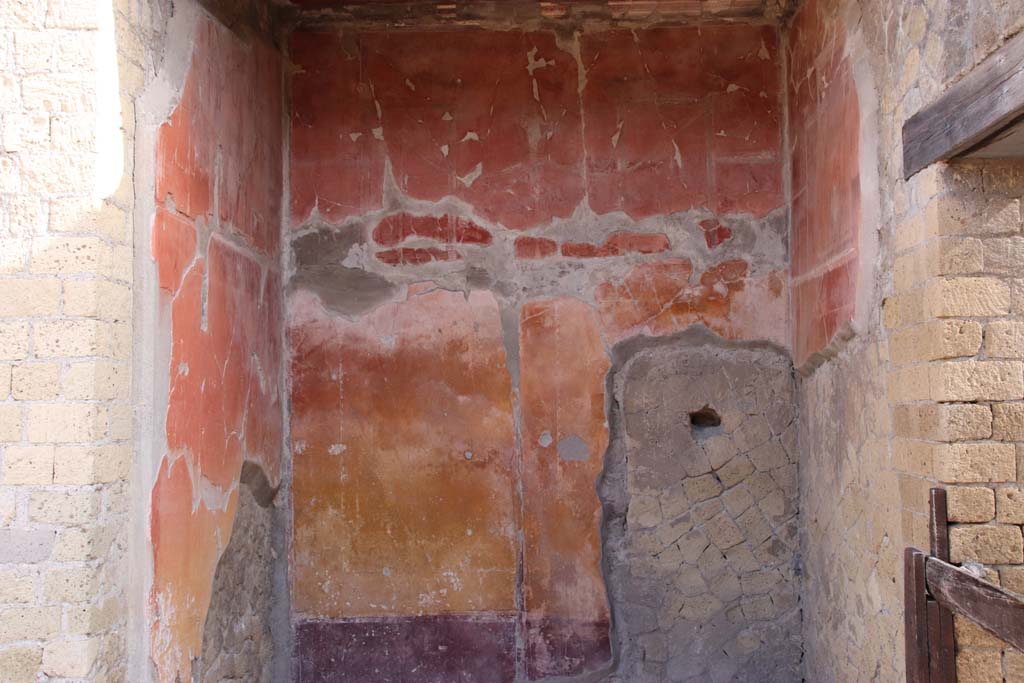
[928, 489, 956, 683]
[906, 547, 931, 683]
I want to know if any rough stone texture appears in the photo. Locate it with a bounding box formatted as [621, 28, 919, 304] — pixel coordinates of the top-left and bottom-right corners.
[797, 0, 1024, 677]
[801, 337, 901, 680]
[0, 0, 157, 674]
[950, 524, 1024, 565]
[948, 486, 996, 523]
[904, 164, 1024, 680]
[196, 483, 274, 683]
[602, 334, 800, 682]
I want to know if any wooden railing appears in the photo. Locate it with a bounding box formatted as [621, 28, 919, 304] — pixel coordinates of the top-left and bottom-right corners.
[905, 488, 1024, 682]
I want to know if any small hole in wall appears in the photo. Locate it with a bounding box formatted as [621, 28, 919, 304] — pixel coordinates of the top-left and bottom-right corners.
[689, 406, 721, 439]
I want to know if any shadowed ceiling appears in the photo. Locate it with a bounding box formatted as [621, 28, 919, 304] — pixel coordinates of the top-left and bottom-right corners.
[280, 0, 796, 23]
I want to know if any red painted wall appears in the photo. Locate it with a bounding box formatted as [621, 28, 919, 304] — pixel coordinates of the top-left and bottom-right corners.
[290, 27, 784, 229]
[149, 16, 283, 683]
[288, 24, 789, 681]
[787, 0, 862, 367]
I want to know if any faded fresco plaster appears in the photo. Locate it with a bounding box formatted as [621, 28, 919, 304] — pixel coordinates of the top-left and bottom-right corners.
[787, 0, 862, 369]
[287, 22, 792, 681]
[148, 15, 284, 683]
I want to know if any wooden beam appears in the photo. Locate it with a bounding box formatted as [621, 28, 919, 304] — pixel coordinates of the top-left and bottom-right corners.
[926, 557, 1024, 652]
[903, 30, 1024, 178]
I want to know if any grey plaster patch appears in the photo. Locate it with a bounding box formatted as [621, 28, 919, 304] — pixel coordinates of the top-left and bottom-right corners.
[287, 161, 791, 330]
[290, 228, 397, 317]
[0, 529, 55, 564]
[557, 434, 591, 461]
[599, 328, 801, 682]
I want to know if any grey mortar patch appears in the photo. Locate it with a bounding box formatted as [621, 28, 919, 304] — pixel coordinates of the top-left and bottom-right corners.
[290, 227, 397, 316]
[557, 434, 591, 461]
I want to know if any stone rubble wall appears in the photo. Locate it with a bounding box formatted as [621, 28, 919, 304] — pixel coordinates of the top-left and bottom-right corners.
[797, 0, 1024, 681]
[603, 333, 801, 682]
[196, 482, 275, 683]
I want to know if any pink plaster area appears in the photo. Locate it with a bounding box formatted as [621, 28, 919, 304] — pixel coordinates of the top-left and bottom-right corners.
[595, 258, 788, 347]
[787, 0, 861, 367]
[289, 25, 784, 229]
[148, 15, 283, 683]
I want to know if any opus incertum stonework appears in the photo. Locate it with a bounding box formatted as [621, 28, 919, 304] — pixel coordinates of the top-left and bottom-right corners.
[2, 0, 1024, 680]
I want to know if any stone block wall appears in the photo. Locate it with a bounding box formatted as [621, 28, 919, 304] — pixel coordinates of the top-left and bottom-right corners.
[889, 160, 1024, 681]
[795, 0, 1024, 680]
[0, 0, 154, 676]
[286, 21, 792, 682]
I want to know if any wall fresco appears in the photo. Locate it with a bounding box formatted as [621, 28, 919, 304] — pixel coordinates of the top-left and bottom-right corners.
[287, 22, 790, 681]
[787, 0, 862, 368]
[148, 15, 283, 683]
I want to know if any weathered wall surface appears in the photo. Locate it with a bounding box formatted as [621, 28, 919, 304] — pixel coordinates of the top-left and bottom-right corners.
[787, 0, 861, 368]
[146, 12, 284, 683]
[286, 22, 790, 682]
[0, 0, 158, 676]
[196, 482, 275, 683]
[604, 333, 801, 682]
[889, 160, 1024, 681]
[796, 0, 1024, 681]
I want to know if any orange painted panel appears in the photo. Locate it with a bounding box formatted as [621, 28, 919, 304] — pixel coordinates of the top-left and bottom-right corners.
[150, 455, 239, 683]
[289, 287, 518, 618]
[520, 298, 612, 677]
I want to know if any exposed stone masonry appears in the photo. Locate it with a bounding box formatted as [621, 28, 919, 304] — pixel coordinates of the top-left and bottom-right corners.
[603, 333, 801, 682]
[197, 483, 275, 683]
[888, 161, 1024, 681]
[4, 0, 1024, 679]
